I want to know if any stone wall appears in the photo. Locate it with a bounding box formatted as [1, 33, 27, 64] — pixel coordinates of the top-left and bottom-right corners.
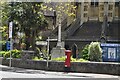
[71, 62, 120, 75]
[1, 57, 120, 75]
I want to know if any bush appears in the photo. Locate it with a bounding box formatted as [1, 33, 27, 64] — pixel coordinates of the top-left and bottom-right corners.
[52, 56, 66, 61]
[52, 56, 89, 62]
[3, 51, 10, 58]
[1, 49, 21, 58]
[88, 42, 102, 62]
[0, 51, 6, 57]
[11, 49, 21, 58]
[71, 57, 89, 62]
[81, 44, 89, 60]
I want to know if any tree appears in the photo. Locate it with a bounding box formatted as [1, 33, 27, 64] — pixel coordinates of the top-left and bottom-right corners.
[0, 2, 9, 50]
[1, 2, 48, 50]
[41, 1, 76, 47]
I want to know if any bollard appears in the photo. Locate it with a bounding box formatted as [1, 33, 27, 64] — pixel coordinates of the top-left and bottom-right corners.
[64, 50, 71, 72]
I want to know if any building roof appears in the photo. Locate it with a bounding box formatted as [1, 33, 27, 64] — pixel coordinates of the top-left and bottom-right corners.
[65, 20, 120, 42]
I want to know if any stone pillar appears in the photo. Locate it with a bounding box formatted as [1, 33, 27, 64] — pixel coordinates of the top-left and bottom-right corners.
[58, 18, 61, 43]
[51, 18, 65, 58]
[51, 9, 65, 59]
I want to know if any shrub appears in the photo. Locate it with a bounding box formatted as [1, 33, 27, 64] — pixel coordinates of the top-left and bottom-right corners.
[3, 51, 10, 58]
[52, 56, 66, 61]
[81, 44, 89, 60]
[2, 49, 21, 58]
[71, 57, 89, 62]
[71, 57, 76, 62]
[88, 42, 102, 62]
[52, 56, 89, 62]
[0, 51, 6, 57]
[11, 49, 21, 58]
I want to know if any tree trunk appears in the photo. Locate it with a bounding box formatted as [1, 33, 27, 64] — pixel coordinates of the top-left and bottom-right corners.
[31, 29, 36, 51]
[25, 29, 31, 50]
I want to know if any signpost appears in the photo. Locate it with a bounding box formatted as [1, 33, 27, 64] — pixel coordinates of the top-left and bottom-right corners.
[9, 22, 13, 39]
[9, 22, 13, 67]
[36, 38, 57, 68]
[46, 38, 57, 68]
[47, 37, 49, 68]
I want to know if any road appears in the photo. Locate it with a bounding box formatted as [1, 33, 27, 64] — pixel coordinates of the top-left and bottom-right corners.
[0, 64, 119, 80]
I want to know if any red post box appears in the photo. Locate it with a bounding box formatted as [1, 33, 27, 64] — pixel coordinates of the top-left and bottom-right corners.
[64, 50, 71, 72]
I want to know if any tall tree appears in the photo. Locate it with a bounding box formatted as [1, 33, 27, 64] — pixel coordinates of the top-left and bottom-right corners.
[2, 2, 48, 50]
[41, 1, 76, 47]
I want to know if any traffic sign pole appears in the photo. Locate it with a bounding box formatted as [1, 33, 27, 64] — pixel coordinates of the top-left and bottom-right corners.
[9, 22, 13, 67]
[46, 38, 58, 68]
[47, 37, 49, 68]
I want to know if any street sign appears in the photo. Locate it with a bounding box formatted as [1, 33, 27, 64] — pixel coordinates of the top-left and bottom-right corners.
[47, 39, 57, 41]
[9, 22, 13, 38]
[6, 41, 10, 50]
[36, 41, 47, 45]
[36, 39, 58, 46]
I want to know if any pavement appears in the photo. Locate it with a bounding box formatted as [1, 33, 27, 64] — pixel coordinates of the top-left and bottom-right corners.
[0, 64, 120, 79]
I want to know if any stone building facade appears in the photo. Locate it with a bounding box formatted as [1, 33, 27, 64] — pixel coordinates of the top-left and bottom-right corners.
[75, 0, 120, 22]
[43, 1, 120, 52]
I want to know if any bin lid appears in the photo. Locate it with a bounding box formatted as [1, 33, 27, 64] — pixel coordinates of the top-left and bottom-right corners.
[101, 43, 120, 47]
